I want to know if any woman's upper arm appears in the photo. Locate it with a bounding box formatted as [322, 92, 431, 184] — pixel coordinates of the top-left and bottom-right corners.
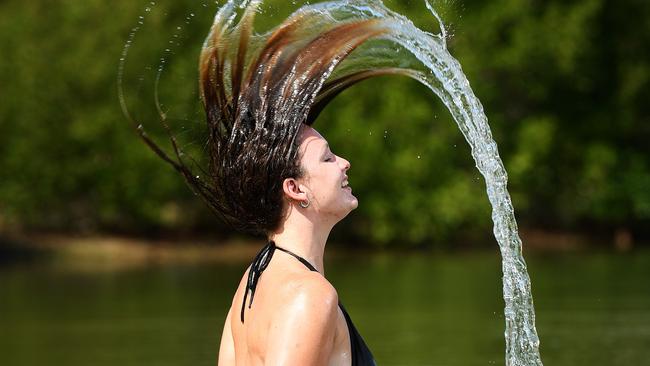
[217, 307, 236, 366]
[265, 276, 339, 366]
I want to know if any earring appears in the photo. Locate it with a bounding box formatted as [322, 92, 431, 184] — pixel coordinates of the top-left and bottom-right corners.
[299, 199, 310, 208]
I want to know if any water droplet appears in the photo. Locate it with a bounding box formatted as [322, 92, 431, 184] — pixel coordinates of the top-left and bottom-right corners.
[145, 7, 151, 12]
[417, 155, 421, 159]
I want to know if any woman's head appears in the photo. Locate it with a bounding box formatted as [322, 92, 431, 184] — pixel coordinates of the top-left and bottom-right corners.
[191, 7, 393, 236]
[137, 2, 412, 236]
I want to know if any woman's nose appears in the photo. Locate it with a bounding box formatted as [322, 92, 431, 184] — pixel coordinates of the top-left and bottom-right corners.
[340, 156, 351, 171]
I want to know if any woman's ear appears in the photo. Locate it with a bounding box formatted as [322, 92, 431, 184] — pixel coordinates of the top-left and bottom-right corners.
[282, 177, 307, 202]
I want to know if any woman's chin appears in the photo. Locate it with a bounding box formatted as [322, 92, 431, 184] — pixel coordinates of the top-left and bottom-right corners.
[334, 196, 358, 221]
[349, 196, 359, 210]
[343, 188, 358, 209]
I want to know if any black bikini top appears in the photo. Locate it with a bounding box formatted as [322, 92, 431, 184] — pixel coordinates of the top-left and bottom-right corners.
[241, 241, 377, 366]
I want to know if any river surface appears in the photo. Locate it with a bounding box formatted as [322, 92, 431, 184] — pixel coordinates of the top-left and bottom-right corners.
[1, 245, 649, 365]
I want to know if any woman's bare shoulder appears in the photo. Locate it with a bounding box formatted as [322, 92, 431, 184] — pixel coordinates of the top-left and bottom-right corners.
[230, 265, 338, 319]
[279, 269, 339, 307]
[264, 271, 340, 364]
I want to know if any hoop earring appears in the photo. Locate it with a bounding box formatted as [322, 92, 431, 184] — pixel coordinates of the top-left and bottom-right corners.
[299, 199, 310, 208]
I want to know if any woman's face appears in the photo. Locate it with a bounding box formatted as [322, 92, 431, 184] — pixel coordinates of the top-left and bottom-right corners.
[296, 125, 358, 222]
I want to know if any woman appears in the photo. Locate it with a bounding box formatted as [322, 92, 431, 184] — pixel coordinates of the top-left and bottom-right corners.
[217, 124, 371, 365]
[203, 5, 389, 358]
[134, 2, 414, 364]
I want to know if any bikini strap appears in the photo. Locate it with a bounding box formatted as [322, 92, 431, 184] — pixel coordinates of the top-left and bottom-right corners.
[240, 241, 275, 323]
[240, 241, 318, 323]
[275, 245, 318, 272]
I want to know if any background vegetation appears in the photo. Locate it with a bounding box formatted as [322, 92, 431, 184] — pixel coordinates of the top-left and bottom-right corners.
[0, 0, 648, 247]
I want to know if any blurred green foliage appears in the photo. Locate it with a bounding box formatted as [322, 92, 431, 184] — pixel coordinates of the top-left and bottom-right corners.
[0, 0, 648, 246]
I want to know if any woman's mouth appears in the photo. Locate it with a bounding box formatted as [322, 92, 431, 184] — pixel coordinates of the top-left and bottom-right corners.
[341, 181, 352, 192]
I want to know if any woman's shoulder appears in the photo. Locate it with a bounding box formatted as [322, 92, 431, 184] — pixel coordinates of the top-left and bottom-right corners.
[281, 269, 338, 306]
[263, 272, 342, 364]
[233, 264, 339, 317]
[269, 271, 340, 339]
[228, 263, 341, 363]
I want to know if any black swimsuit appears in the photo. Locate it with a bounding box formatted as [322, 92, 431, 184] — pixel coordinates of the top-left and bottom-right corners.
[240, 241, 377, 366]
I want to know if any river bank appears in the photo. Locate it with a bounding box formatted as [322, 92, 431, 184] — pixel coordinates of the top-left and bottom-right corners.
[0, 227, 638, 269]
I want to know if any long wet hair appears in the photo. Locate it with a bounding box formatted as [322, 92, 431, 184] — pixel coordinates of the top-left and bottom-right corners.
[138, 2, 414, 236]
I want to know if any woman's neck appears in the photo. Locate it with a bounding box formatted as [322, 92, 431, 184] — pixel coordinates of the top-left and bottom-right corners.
[269, 214, 332, 274]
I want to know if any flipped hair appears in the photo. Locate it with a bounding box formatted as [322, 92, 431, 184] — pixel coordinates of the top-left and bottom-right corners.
[137, 3, 414, 236]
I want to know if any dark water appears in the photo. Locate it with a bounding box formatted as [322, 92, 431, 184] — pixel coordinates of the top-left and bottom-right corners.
[1, 248, 649, 365]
